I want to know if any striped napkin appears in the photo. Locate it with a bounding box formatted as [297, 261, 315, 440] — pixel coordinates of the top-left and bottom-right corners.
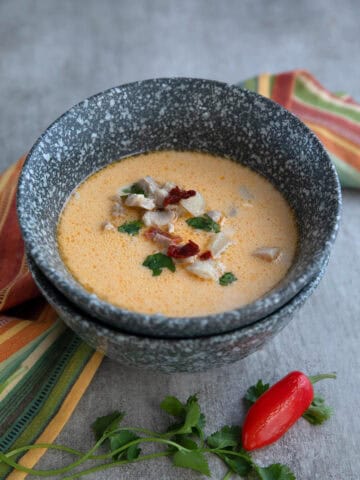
[239, 69, 360, 188]
[0, 69, 359, 479]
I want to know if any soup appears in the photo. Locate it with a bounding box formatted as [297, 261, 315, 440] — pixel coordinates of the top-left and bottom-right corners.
[57, 151, 298, 317]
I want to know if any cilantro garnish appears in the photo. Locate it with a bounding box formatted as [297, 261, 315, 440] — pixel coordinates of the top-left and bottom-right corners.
[118, 220, 143, 236]
[186, 214, 220, 233]
[0, 380, 335, 479]
[143, 253, 176, 276]
[122, 183, 146, 196]
[244, 379, 270, 404]
[219, 272, 237, 286]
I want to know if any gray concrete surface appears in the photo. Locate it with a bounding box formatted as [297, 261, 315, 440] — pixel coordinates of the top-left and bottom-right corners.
[1, 1, 359, 478]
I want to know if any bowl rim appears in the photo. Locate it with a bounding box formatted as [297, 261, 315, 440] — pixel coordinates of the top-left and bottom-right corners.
[17, 77, 341, 337]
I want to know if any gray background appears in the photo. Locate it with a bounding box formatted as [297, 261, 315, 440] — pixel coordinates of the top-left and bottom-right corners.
[1, 0, 359, 478]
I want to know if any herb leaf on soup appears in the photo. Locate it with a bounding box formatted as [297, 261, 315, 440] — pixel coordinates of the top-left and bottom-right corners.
[122, 183, 147, 196]
[219, 272, 237, 286]
[143, 253, 176, 276]
[118, 220, 143, 236]
[186, 214, 220, 233]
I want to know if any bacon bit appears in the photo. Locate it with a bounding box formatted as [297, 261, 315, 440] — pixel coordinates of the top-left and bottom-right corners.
[163, 186, 196, 207]
[167, 240, 200, 259]
[145, 227, 182, 246]
[199, 250, 212, 261]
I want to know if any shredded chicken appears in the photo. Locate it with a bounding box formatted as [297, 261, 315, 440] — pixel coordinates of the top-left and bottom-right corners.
[186, 259, 225, 281]
[143, 209, 176, 227]
[102, 221, 116, 231]
[175, 255, 197, 265]
[111, 200, 124, 217]
[239, 185, 254, 206]
[144, 227, 182, 247]
[125, 194, 155, 210]
[208, 232, 233, 258]
[228, 206, 238, 217]
[253, 247, 281, 262]
[162, 181, 176, 193]
[153, 188, 169, 208]
[137, 176, 159, 196]
[180, 192, 205, 216]
[206, 210, 222, 222]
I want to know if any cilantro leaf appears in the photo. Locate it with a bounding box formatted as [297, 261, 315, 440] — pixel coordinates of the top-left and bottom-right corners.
[206, 426, 240, 449]
[173, 450, 211, 476]
[123, 183, 146, 196]
[255, 463, 296, 480]
[143, 253, 176, 276]
[91, 411, 125, 440]
[109, 430, 141, 461]
[176, 399, 201, 434]
[186, 214, 220, 233]
[244, 380, 270, 405]
[174, 436, 199, 450]
[160, 396, 186, 417]
[302, 395, 333, 425]
[223, 454, 253, 477]
[219, 272, 237, 286]
[118, 220, 143, 236]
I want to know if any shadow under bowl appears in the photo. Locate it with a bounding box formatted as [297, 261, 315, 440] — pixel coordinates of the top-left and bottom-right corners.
[27, 253, 328, 373]
[18, 78, 341, 338]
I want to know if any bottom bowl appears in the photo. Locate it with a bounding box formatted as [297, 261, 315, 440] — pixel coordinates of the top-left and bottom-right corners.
[27, 255, 327, 373]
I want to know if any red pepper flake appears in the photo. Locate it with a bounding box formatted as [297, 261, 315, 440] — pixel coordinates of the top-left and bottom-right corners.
[167, 240, 200, 259]
[163, 186, 196, 207]
[144, 227, 182, 245]
[199, 250, 212, 261]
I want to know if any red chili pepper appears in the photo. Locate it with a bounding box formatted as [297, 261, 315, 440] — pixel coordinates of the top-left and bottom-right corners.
[163, 186, 196, 207]
[167, 240, 200, 258]
[199, 250, 212, 260]
[242, 371, 314, 451]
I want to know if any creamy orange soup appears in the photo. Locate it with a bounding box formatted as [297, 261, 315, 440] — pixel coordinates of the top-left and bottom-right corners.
[58, 151, 298, 317]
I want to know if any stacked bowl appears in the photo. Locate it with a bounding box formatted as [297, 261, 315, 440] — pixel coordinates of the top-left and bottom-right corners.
[17, 78, 341, 373]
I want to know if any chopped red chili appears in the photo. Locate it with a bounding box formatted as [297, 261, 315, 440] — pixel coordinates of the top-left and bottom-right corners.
[167, 240, 200, 259]
[163, 186, 196, 207]
[199, 250, 212, 261]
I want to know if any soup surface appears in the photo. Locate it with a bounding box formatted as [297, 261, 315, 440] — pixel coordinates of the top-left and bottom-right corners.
[58, 151, 298, 317]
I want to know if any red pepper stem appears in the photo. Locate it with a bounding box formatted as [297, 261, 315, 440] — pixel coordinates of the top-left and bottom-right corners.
[308, 373, 337, 384]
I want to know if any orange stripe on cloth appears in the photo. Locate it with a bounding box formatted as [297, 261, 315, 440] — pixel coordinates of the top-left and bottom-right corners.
[0, 318, 22, 334]
[305, 120, 360, 171]
[271, 70, 297, 110]
[0, 305, 56, 362]
[6, 351, 104, 480]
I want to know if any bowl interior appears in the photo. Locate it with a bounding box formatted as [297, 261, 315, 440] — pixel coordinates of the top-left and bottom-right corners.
[17, 78, 341, 337]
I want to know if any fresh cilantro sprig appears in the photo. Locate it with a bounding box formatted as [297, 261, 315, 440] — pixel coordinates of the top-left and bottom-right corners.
[244, 374, 336, 425]
[0, 394, 295, 479]
[122, 183, 146, 196]
[143, 253, 176, 276]
[1, 380, 335, 480]
[186, 214, 221, 233]
[118, 220, 143, 236]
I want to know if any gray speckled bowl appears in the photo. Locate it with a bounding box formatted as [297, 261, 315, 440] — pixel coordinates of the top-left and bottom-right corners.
[18, 78, 341, 338]
[27, 253, 327, 373]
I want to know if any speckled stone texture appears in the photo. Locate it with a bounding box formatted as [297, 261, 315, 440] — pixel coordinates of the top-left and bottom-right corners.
[27, 254, 327, 373]
[17, 78, 341, 337]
